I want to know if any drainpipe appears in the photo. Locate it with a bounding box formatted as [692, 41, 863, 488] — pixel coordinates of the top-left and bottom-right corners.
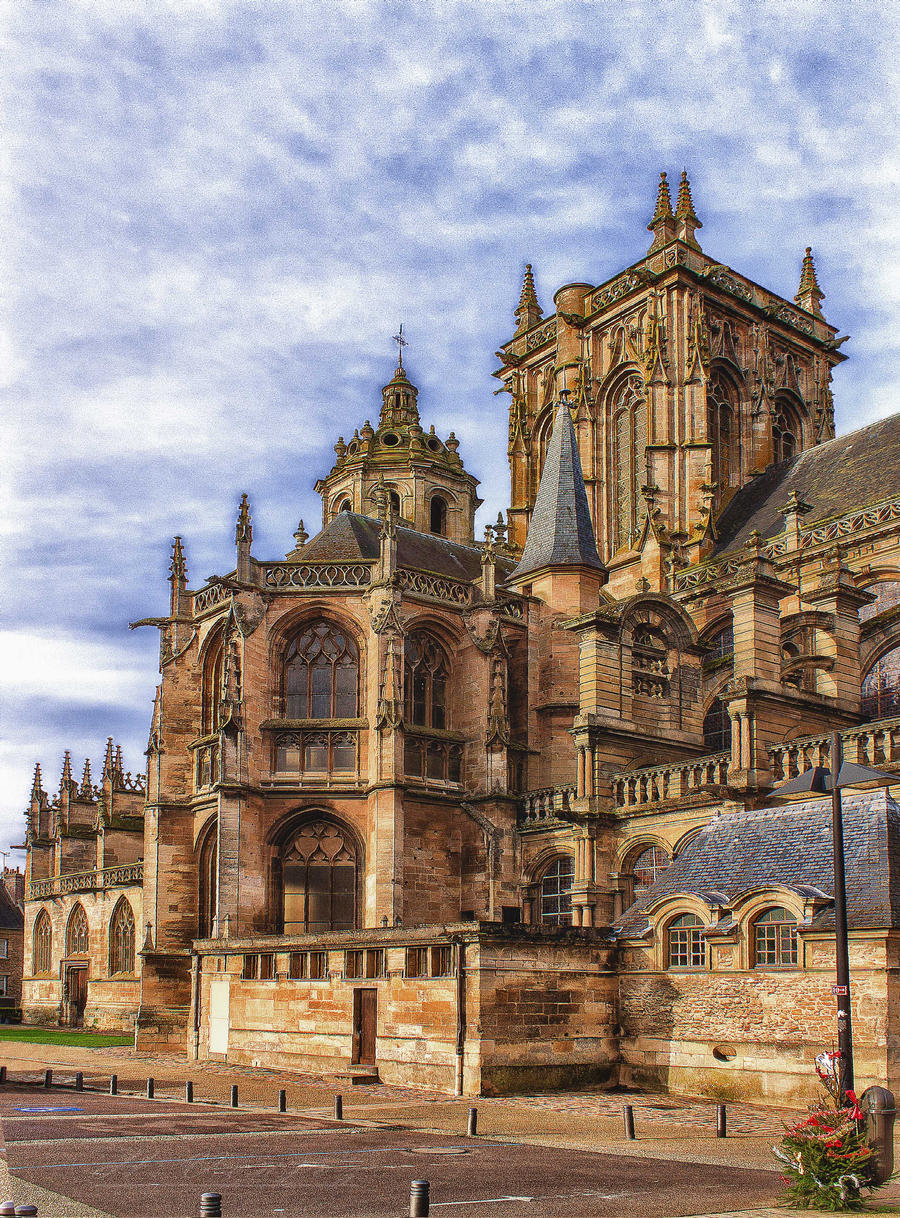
[454, 937, 466, 1097]
[189, 951, 201, 1060]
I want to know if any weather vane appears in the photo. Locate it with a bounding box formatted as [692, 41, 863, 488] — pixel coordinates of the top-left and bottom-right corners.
[392, 323, 408, 369]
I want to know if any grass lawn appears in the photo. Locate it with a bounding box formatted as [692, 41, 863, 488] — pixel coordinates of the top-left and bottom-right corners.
[0, 1027, 132, 1048]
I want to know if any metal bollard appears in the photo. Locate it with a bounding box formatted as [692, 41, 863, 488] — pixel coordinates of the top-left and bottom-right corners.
[186, 1081, 194, 1103]
[74, 1071, 83, 1092]
[623, 1103, 635, 1139]
[278, 1089, 286, 1114]
[109, 1074, 117, 1096]
[409, 1179, 430, 1217]
[230, 1084, 238, 1109]
[0, 1202, 15, 1215]
[467, 1107, 477, 1136]
[334, 1094, 343, 1121]
[199, 1194, 222, 1218]
[15, 1208, 38, 1216]
[716, 1103, 727, 1138]
[43, 1069, 52, 1089]
[0, 1066, 7, 1084]
[861, 1086, 896, 1185]
[146, 1077, 154, 1099]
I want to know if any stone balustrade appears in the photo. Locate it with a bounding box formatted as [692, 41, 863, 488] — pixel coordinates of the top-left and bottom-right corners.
[28, 861, 143, 901]
[518, 784, 577, 827]
[612, 753, 730, 811]
[769, 716, 900, 781]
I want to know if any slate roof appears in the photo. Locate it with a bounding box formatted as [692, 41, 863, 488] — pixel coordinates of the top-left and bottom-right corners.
[615, 790, 900, 937]
[510, 403, 605, 580]
[0, 884, 23, 932]
[300, 512, 515, 581]
[714, 413, 900, 554]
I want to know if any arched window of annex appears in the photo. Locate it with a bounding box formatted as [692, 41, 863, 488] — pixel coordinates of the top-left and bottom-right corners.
[429, 494, 448, 537]
[607, 369, 648, 553]
[772, 394, 803, 465]
[708, 368, 742, 494]
[273, 813, 361, 935]
[108, 898, 135, 976]
[620, 841, 671, 907]
[200, 625, 226, 736]
[752, 905, 798, 968]
[861, 643, 900, 722]
[702, 696, 730, 753]
[535, 854, 575, 926]
[283, 619, 359, 720]
[33, 908, 52, 974]
[66, 903, 89, 957]
[197, 818, 218, 939]
[666, 912, 706, 970]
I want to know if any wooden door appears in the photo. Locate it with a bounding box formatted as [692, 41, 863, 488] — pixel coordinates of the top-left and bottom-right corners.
[67, 967, 87, 1027]
[351, 987, 377, 1065]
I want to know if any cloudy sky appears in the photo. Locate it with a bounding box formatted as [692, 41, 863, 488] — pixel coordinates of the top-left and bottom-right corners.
[2, 0, 898, 853]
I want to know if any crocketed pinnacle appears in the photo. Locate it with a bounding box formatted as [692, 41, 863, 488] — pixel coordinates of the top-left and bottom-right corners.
[60, 750, 72, 792]
[648, 172, 673, 227]
[169, 535, 187, 583]
[80, 759, 93, 797]
[795, 246, 825, 315]
[235, 494, 253, 545]
[675, 170, 700, 225]
[510, 402, 605, 581]
[31, 763, 44, 798]
[103, 737, 115, 778]
[514, 263, 543, 334]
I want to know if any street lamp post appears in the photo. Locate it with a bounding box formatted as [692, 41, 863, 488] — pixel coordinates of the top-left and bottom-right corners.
[772, 729, 894, 1100]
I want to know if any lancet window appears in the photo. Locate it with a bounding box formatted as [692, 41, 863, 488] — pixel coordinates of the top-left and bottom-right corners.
[284, 622, 359, 720]
[708, 372, 741, 491]
[610, 373, 647, 552]
[703, 697, 730, 753]
[108, 899, 135, 975]
[404, 633, 448, 729]
[33, 910, 52, 974]
[66, 904, 89, 956]
[281, 819, 359, 935]
[772, 397, 801, 465]
[198, 825, 218, 939]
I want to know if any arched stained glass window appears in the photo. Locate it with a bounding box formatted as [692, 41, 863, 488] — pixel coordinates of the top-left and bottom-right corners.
[667, 913, 705, 969]
[703, 697, 730, 753]
[284, 622, 359, 720]
[404, 633, 449, 729]
[861, 644, 900, 721]
[611, 373, 647, 551]
[33, 909, 52, 974]
[753, 906, 798, 967]
[539, 856, 574, 926]
[66, 904, 89, 956]
[109, 899, 135, 975]
[282, 820, 358, 935]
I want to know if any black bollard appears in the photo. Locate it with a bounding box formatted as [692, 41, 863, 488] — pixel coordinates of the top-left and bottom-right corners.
[109, 1074, 117, 1096]
[334, 1094, 343, 1121]
[43, 1069, 52, 1089]
[199, 1194, 222, 1218]
[467, 1107, 477, 1136]
[15, 1208, 38, 1217]
[716, 1103, 727, 1138]
[623, 1103, 635, 1140]
[0, 1066, 7, 1084]
[74, 1071, 83, 1092]
[278, 1088, 286, 1114]
[230, 1084, 238, 1109]
[0, 1202, 15, 1215]
[409, 1179, 430, 1217]
[146, 1077, 154, 1099]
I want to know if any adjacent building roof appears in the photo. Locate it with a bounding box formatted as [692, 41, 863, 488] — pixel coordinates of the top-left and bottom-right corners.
[615, 790, 900, 936]
[0, 883, 23, 932]
[510, 403, 605, 581]
[715, 413, 900, 554]
[301, 512, 514, 582]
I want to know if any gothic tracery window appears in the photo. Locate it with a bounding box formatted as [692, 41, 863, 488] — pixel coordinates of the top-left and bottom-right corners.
[202, 641, 224, 734]
[108, 899, 135, 975]
[404, 633, 449, 729]
[66, 903, 89, 956]
[281, 819, 359, 935]
[33, 909, 52, 974]
[611, 373, 647, 552]
[708, 372, 741, 491]
[773, 397, 801, 464]
[284, 622, 359, 719]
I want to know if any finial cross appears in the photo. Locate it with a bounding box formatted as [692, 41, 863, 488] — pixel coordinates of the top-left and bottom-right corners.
[392, 323, 408, 369]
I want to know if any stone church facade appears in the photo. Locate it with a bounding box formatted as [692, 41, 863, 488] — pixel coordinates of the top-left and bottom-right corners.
[21, 173, 900, 1104]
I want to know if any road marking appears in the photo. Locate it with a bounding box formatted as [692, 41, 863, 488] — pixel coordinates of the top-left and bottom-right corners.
[13, 1107, 84, 1113]
[11, 1144, 469, 1170]
[432, 1199, 534, 1207]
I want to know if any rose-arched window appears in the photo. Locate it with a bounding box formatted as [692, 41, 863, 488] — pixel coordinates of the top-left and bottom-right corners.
[281, 819, 359, 934]
[33, 909, 52, 974]
[66, 904, 89, 956]
[538, 856, 574, 926]
[861, 645, 900, 721]
[610, 373, 647, 551]
[284, 622, 358, 719]
[753, 906, 798, 967]
[404, 633, 449, 729]
[108, 899, 135, 975]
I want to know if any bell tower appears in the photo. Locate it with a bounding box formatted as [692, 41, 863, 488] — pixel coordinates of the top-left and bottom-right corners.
[315, 336, 482, 543]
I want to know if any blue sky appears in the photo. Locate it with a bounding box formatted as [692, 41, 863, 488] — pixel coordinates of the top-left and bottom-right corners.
[2, 0, 899, 853]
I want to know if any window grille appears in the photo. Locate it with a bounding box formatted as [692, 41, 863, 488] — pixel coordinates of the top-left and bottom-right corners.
[667, 914, 705, 969]
[539, 856, 574, 925]
[753, 907, 798, 967]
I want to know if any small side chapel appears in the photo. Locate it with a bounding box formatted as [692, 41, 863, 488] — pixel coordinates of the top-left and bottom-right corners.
[21, 173, 900, 1104]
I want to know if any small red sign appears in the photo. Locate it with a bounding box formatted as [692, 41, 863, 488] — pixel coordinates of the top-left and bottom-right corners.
[833, 985, 849, 996]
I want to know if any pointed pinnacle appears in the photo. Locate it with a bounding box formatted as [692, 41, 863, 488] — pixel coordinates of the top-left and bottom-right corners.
[103, 737, 115, 776]
[675, 169, 701, 225]
[31, 762, 43, 797]
[80, 758, 93, 796]
[797, 246, 824, 300]
[114, 744, 124, 775]
[169, 535, 187, 583]
[649, 171, 673, 226]
[514, 262, 543, 332]
[60, 750, 72, 791]
[235, 493, 253, 546]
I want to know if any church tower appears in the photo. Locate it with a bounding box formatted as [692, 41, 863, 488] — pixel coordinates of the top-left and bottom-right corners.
[315, 338, 482, 543]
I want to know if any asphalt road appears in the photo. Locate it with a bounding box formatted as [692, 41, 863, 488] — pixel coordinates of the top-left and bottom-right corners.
[0, 1084, 779, 1217]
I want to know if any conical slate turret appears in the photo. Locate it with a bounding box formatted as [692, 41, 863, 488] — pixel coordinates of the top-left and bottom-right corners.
[510, 403, 605, 580]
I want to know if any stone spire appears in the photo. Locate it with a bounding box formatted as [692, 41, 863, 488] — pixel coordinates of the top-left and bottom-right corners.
[235, 494, 253, 582]
[795, 246, 825, 316]
[31, 762, 44, 799]
[647, 171, 676, 253]
[102, 737, 115, 780]
[509, 402, 606, 581]
[59, 750, 72, 795]
[80, 758, 93, 798]
[674, 169, 702, 249]
[169, 536, 187, 616]
[514, 263, 543, 335]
